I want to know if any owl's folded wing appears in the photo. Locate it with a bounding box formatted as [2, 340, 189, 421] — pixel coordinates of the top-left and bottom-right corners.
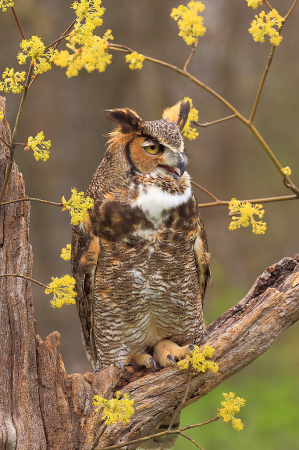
[71, 216, 100, 367]
[193, 212, 211, 306]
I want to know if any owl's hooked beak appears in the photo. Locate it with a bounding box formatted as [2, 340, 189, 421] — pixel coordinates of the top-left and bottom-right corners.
[158, 152, 186, 179]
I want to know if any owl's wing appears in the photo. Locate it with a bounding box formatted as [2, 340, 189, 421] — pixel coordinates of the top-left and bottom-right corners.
[193, 211, 211, 305]
[71, 216, 100, 367]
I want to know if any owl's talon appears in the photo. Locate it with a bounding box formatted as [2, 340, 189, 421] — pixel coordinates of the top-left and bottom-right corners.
[149, 357, 157, 373]
[187, 344, 197, 353]
[166, 354, 178, 366]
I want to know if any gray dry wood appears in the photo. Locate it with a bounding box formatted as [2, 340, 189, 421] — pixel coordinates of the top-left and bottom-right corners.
[0, 96, 298, 450]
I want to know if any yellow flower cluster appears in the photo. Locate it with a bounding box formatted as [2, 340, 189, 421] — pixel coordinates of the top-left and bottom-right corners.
[62, 187, 94, 226]
[61, 244, 71, 261]
[17, 36, 58, 75]
[228, 198, 267, 234]
[0, 0, 14, 12]
[178, 345, 219, 374]
[24, 131, 51, 161]
[182, 96, 199, 141]
[249, 9, 284, 46]
[171, 1, 206, 45]
[125, 52, 145, 70]
[0, 111, 4, 121]
[93, 391, 135, 426]
[45, 274, 76, 308]
[218, 392, 246, 431]
[246, 0, 262, 9]
[0, 68, 26, 94]
[281, 166, 291, 176]
[53, 0, 113, 77]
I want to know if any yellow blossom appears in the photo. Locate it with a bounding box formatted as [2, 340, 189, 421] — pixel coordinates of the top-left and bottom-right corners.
[71, 0, 105, 43]
[125, 52, 145, 70]
[0, 0, 14, 12]
[45, 274, 76, 308]
[229, 198, 267, 235]
[61, 244, 71, 261]
[171, 1, 206, 45]
[246, 0, 262, 8]
[93, 392, 134, 426]
[249, 9, 284, 46]
[25, 131, 51, 161]
[281, 166, 291, 176]
[17, 36, 58, 75]
[182, 96, 199, 141]
[178, 345, 219, 374]
[53, 30, 113, 77]
[62, 187, 94, 225]
[0, 68, 26, 94]
[0, 111, 4, 121]
[218, 392, 246, 431]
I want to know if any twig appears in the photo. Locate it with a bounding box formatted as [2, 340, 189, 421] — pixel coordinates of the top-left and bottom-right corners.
[178, 432, 205, 450]
[44, 33, 71, 51]
[193, 114, 236, 128]
[89, 425, 108, 450]
[0, 135, 11, 148]
[284, 0, 299, 20]
[183, 38, 198, 72]
[95, 417, 220, 450]
[0, 197, 63, 207]
[191, 181, 219, 202]
[0, 274, 47, 289]
[0, 63, 34, 202]
[197, 194, 298, 209]
[263, 1, 273, 11]
[168, 373, 192, 430]
[11, 7, 25, 40]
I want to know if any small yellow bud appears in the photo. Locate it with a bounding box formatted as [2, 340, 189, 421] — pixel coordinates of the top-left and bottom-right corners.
[61, 244, 71, 261]
[218, 392, 246, 431]
[93, 392, 134, 426]
[45, 274, 76, 308]
[281, 166, 291, 176]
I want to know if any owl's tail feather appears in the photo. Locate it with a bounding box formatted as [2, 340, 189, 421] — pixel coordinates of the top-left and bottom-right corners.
[137, 412, 180, 450]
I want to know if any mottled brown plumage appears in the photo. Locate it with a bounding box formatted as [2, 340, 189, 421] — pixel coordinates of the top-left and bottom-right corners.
[71, 100, 210, 372]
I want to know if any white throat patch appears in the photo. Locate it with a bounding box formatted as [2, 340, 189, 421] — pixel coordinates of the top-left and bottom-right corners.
[134, 184, 192, 220]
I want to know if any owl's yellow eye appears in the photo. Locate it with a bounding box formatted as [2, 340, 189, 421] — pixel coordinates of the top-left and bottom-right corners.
[146, 144, 160, 155]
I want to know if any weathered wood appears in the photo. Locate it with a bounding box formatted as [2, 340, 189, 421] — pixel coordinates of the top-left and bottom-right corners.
[0, 96, 299, 450]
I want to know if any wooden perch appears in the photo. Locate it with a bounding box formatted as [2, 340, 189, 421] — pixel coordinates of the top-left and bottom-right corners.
[1, 95, 299, 450]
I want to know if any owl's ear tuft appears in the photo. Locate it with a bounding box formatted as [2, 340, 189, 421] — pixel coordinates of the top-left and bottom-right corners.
[162, 100, 191, 131]
[104, 108, 144, 133]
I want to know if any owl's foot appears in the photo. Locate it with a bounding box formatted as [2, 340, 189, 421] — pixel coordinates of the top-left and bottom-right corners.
[130, 353, 156, 373]
[153, 339, 195, 368]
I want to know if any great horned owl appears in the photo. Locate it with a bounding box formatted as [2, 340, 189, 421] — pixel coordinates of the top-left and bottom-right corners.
[71, 100, 210, 372]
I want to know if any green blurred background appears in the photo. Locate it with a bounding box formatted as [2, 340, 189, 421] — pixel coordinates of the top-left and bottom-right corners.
[1, 1, 298, 448]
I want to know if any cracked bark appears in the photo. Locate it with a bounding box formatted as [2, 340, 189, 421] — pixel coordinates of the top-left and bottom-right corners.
[1, 95, 299, 450]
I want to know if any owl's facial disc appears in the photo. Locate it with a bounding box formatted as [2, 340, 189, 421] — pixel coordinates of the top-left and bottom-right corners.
[141, 138, 186, 179]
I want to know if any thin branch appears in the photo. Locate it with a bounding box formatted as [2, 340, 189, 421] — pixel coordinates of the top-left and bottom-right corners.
[178, 432, 205, 450]
[0, 135, 11, 149]
[284, 0, 299, 20]
[263, 1, 273, 11]
[183, 38, 198, 72]
[44, 33, 71, 51]
[0, 274, 47, 289]
[250, 0, 299, 123]
[95, 417, 220, 450]
[193, 114, 236, 128]
[197, 194, 298, 209]
[250, 43, 275, 123]
[0, 197, 63, 207]
[11, 7, 25, 40]
[191, 181, 219, 202]
[168, 373, 192, 431]
[0, 63, 34, 202]
[89, 425, 107, 450]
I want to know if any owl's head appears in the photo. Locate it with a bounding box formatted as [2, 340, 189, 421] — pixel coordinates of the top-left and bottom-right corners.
[105, 100, 190, 181]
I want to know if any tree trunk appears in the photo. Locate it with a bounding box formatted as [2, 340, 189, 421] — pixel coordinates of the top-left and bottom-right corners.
[1, 96, 299, 450]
